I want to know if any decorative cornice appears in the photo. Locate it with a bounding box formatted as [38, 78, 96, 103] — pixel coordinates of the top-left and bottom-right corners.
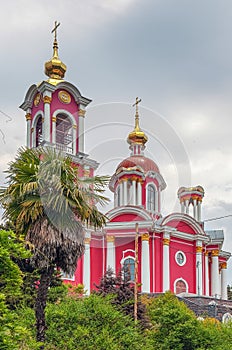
[141, 233, 150, 241]
[79, 108, 86, 117]
[163, 238, 170, 246]
[43, 96, 52, 104]
[25, 113, 32, 121]
[220, 262, 227, 269]
[52, 116, 57, 123]
[73, 124, 77, 129]
[205, 251, 209, 256]
[31, 127, 34, 133]
[106, 235, 115, 243]
[85, 237, 91, 244]
[196, 246, 203, 253]
[211, 249, 219, 257]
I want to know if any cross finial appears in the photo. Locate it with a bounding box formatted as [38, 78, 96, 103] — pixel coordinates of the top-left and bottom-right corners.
[132, 97, 141, 117]
[52, 21, 60, 42]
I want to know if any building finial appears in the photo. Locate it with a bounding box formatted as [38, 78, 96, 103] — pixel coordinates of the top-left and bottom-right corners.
[51, 21, 60, 58]
[44, 21, 67, 81]
[132, 97, 142, 130]
[127, 97, 148, 149]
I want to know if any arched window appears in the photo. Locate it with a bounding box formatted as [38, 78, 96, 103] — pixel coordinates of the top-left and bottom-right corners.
[35, 116, 43, 147]
[123, 257, 135, 282]
[56, 114, 73, 153]
[147, 184, 156, 211]
[175, 279, 187, 294]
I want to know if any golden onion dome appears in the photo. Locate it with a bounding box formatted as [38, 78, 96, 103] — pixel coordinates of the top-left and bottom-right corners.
[127, 97, 148, 146]
[44, 22, 66, 80]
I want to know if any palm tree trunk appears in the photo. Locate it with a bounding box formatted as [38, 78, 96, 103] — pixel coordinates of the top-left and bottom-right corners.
[35, 265, 54, 347]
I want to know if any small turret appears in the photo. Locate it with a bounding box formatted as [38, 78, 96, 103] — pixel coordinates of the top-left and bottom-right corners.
[178, 186, 204, 221]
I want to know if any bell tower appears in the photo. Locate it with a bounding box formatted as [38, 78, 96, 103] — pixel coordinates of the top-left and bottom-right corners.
[20, 22, 98, 173]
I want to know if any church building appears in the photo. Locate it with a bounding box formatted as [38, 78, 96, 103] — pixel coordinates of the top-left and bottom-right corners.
[20, 26, 230, 299]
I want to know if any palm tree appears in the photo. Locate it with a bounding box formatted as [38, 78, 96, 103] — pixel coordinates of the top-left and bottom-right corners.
[0, 147, 109, 345]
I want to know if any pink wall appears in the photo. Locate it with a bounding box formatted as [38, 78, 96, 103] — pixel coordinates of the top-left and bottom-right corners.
[90, 235, 104, 290]
[169, 238, 195, 293]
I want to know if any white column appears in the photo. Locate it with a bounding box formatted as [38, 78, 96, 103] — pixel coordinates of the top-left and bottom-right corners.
[158, 188, 161, 212]
[119, 182, 123, 206]
[221, 262, 228, 300]
[83, 237, 91, 295]
[181, 201, 185, 213]
[185, 200, 189, 214]
[163, 235, 170, 292]
[197, 201, 202, 221]
[106, 236, 115, 272]
[52, 116, 56, 144]
[25, 113, 32, 148]
[211, 250, 220, 298]
[155, 190, 159, 212]
[193, 199, 197, 220]
[141, 233, 150, 293]
[78, 108, 86, 153]
[123, 180, 127, 206]
[132, 179, 136, 206]
[196, 244, 203, 295]
[137, 180, 142, 206]
[43, 94, 52, 142]
[205, 252, 209, 296]
[72, 125, 77, 155]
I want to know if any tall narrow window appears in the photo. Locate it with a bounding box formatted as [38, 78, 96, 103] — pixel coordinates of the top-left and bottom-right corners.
[56, 114, 73, 153]
[35, 116, 43, 147]
[123, 258, 135, 281]
[147, 184, 156, 211]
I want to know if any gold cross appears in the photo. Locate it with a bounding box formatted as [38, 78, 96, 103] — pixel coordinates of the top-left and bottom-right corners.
[132, 97, 141, 116]
[51, 21, 60, 41]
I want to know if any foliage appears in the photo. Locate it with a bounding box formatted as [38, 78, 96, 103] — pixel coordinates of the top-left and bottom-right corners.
[44, 294, 153, 350]
[0, 146, 109, 344]
[144, 292, 232, 350]
[0, 294, 40, 350]
[0, 229, 30, 306]
[227, 284, 232, 300]
[96, 268, 150, 329]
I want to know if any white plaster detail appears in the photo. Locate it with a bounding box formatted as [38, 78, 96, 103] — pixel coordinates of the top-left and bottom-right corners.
[83, 236, 91, 296]
[141, 238, 150, 293]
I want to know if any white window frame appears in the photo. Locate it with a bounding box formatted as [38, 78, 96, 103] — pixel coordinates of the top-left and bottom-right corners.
[175, 251, 187, 266]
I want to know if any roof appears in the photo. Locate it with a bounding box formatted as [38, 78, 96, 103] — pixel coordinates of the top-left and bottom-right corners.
[116, 155, 160, 174]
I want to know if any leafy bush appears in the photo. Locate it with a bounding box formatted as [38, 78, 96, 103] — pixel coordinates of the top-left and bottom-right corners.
[44, 294, 153, 350]
[0, 294, 40, 350]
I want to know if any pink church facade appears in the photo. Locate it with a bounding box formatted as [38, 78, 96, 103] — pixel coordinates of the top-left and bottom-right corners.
[20, 30, 230, 299]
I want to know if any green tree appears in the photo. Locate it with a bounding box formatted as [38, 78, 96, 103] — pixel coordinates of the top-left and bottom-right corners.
[0, 229, 29, 306]
[145, 292, 204, 350]
[17, 294, 153, 350]
[0, 147, 108, 345]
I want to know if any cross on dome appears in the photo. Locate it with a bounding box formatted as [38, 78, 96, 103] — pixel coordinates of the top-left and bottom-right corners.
[44, 21, 67, 81]
[52, 21, 60, 42]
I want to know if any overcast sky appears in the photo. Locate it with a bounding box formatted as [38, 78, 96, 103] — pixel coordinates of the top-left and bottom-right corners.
[0, 0, 232, 281]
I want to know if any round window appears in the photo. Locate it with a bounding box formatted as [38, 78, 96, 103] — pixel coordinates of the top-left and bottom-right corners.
[175, 251, 186, 266]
